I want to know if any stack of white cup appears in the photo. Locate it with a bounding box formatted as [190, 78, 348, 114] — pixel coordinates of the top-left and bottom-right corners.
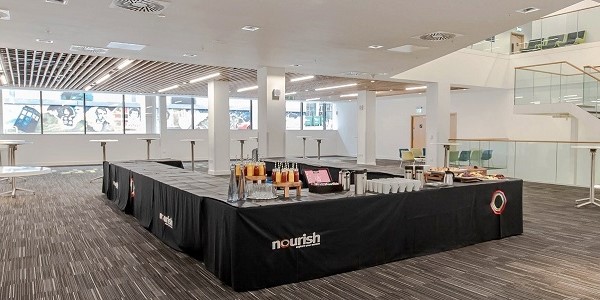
[366, 178, 423, 194]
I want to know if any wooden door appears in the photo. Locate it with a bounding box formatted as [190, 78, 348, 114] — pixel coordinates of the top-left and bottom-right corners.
[511, 33, 525, 53]
[411, 115, 426, 148]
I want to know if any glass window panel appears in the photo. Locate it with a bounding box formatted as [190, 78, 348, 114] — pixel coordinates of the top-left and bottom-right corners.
[41, 91, 85, 134]
[85, 93, 123, 134]
[324, 102, 337, 130]
[124, 95, 146, 134]
[166, 96, 193, 129]
[194, 97, 209, 129]
[303, 102, 324, 130]
[230, 99, 251, 130]
[286, 101, 302, 130]
[2, 89, 42, 134]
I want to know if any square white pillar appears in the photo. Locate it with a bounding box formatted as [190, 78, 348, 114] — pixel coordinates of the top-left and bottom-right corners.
[357, 90, 376, 165]
[144, 95, 157, 134]
[257, 67, 286, 158]
[208, 81, 230, 175]
[426, 82, 451, 166]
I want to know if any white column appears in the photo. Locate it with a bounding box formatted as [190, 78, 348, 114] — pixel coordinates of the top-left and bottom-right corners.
[257, 67, 286, 158]
[357, 90, 376, 165]
[158, 95, 167, 135]
[425, 82, 451, 167]
[208, 80, 230, 175]
[0, 90, 3, 133]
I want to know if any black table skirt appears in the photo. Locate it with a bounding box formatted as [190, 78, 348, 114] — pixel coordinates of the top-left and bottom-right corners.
[103, 161, 523, 291]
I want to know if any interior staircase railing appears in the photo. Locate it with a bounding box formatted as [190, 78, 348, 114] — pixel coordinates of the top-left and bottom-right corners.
[515, 61, 600, 118]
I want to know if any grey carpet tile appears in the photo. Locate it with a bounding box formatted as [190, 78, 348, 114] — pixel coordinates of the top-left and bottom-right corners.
[0, 166, 599, 299]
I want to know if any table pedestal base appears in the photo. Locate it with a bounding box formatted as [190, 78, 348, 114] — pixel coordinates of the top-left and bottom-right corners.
[0, 178, 34, 198]
[575, 197, 600, 208]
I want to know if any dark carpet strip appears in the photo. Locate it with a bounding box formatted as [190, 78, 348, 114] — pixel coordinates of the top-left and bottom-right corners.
[0, 165, 598, 299]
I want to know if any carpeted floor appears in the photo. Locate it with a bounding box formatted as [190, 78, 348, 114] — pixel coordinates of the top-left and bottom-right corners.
[0, 164, 599, 299]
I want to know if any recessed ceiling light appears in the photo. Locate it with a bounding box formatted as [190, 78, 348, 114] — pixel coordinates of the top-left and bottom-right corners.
[35, 38, 54, 44]
[340, 93, 358, 98]
[237, 85, 258, 92]
[285, 92, 297, 96]
[289, 64, 302, 67]
[370, 80, 375, 83]
[117, 59, 134, 70]
[290, 75, 314, 82]
[242, 25, 260, 32]
[516, 7, 540, 14]
[405, 85, 427, 91]
[107, 41, 146, 51]
[388, 45, 430, 53]
[389, 89, 393, 91]
[95, 74, 111, 84]
[84, 85, 92, 91]
[368, 45, 384, 49]
[183, 53, 197, 57]
[46, 0, 68, 5]
[0, 9, 10, 20]
[306, 97, 320, 101]
[158, 85, 179, 93]
[189, 72, 220, 83]
[315, 83, 357, 91]
[157, 13, 166, 18]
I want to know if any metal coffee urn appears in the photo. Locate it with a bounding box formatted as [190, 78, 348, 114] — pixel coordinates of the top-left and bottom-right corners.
[339, 169, 351, 191]
[354, 169, 367, 195]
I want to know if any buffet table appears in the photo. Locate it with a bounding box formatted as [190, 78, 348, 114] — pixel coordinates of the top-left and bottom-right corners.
[102, 160, 523, 292]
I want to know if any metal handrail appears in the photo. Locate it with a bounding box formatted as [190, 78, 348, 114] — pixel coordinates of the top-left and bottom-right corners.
[515, 61, 600, 83]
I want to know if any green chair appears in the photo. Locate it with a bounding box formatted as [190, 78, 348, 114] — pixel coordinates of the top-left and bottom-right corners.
[481, 150, 493, 167]
[449, 151, 460, 166]
[542, 34, 565, 49]
[469, 150, 482, 166]
[458, 150, 471, 166]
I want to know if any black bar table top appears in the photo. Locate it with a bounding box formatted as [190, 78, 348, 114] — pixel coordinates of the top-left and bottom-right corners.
[102, 160, 523, 292]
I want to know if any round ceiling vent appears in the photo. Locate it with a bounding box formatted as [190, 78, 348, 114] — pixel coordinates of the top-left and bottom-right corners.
[419, 32, 457, 41]
[112, 0, 166, 13]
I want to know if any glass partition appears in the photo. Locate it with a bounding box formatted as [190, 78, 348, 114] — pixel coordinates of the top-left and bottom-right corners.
[450, 139, 600, 187]
[514, 62, 593, 106]
[468, 5, 600, 54]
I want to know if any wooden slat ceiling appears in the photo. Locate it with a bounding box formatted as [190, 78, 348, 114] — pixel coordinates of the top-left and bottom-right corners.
[0, 47, 463, 100]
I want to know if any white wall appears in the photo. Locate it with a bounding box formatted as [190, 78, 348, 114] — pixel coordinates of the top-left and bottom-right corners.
[0, 128, 340, 166]
[334, 101, 358, 157]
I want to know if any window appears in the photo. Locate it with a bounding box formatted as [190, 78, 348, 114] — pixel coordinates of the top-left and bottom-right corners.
[41, 91, 85, 134]
[124, 95, 146, 134]
[324, 102, 337, 130]
[303, 102, 324, 130]
[2, 90, 42, 134]
[229, 99, 251, 130]
[194, 97, 209, 129]
[85, 93, 123, 134]
[167, 96, 193, 129]
[286, 101, 302, 130]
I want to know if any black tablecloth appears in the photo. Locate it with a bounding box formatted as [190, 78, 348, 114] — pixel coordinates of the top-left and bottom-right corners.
[103, 161, 523, 291]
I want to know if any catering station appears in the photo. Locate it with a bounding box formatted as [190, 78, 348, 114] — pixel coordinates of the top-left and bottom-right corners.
[102, 158, 523, 292]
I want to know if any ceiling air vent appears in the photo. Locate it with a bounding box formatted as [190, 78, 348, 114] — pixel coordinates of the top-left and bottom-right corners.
[0, 9, 10, 20]
[516, 7, 540, 14]
[110, 0, 170, 14]
[416, 31, 461, 41]
[70, 45, 109, 54]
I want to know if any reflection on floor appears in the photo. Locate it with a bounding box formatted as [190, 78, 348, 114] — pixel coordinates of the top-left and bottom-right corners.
[0, 163, 598, 299]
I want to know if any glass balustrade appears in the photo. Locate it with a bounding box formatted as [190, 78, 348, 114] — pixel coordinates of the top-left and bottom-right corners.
[514, 62, 598, 107]
[467, 4, 600, 55]
[449, 139, 600, 187]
